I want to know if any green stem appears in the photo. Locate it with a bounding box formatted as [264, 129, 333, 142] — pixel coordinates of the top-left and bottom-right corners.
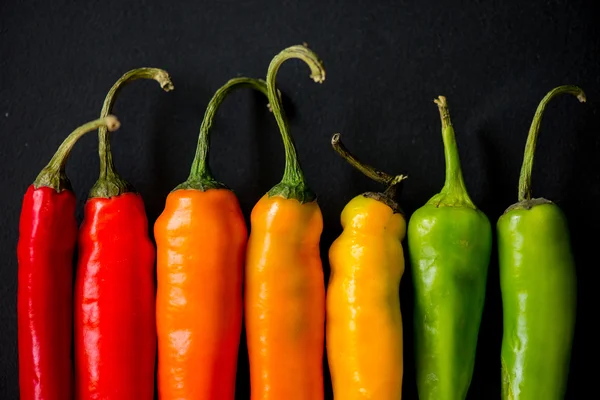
[331, 132, 406, 213]
[266, 44, 326, 203]
[176, 77, 277, 191]
[331, 133, 406, 193]
[427, 95, 475, 208]
[517, 85, 586, 202]
[33, 116, 121, 192]
[89, 67, 174, 199]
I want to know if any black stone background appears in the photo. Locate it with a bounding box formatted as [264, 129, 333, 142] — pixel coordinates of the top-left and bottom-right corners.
[1, 0, 598, 398]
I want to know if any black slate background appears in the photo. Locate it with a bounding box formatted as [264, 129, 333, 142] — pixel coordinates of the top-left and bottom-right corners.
[1, 0, 598, 398]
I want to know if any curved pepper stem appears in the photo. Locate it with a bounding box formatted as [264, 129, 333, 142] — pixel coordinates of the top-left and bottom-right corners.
[176, 77, 279, 191]
[331, 133, 406, 212]
[266, 44, 325, 203]
[90, 68, 174, 199]
[517, 85, 586, 202]
[331, 133, 406, 196]
[33, 116, 121, 192]
[427, 96, 475, 209]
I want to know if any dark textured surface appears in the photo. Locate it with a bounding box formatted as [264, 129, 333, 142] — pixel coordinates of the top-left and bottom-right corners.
[1, 0, 598, 398]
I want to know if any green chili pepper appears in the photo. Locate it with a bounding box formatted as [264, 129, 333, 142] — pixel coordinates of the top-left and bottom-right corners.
[498, 85, 585, 399]
[407, 95, 492, 400]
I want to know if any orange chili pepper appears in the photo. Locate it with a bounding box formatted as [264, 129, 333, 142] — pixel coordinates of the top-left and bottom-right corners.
[244, 44, 326, 400]
[154, 77, 273, 399]
[326, 133, 407, 399]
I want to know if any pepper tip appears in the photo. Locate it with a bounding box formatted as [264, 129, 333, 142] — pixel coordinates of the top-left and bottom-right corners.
[161, 81, 175, 92]
[311, 72, 325, 83]
[331, 133, 341, 145]
[434, 95, 447, 107]
[104, 115, 121, 132]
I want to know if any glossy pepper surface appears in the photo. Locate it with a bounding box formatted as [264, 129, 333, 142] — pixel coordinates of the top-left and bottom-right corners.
[17, 116, 120, 400]
[327, 133, 407, 399]
[244, 44, 326, 400]
[74, 68, 173, 399]
[498, 85, 584, 400]
[155, 77, 273, 399]
[407, 96, 492, 399]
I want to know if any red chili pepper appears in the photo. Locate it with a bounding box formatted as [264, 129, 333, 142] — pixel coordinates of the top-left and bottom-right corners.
[17, 116, 121, 400]
[73, 68, 173, 399]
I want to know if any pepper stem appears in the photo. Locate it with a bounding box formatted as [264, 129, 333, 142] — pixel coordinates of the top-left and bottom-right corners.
[331, 133, 407, 200]
[427, 96, 475, 208]
[89, 67, 174, 199]
[517, 85, 586, 202]
[33, 116, 121, 192]
[176, 77, 278, 191]
[266, 44, 325, 203]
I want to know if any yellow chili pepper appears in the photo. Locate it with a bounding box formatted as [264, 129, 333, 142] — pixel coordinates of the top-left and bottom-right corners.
[327, 133, 407, 399]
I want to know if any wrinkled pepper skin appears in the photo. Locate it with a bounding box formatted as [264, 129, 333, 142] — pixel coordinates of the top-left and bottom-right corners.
[17, 116, 120, 400]
[74, 193, 156, 399]
[408, 96, 492, 400]
[327, 194, 405, 399]
[72, 68, 171, 400]
[154, 76, 270, 399]
[17, 186, 76, 400]
[497, 85, 584, 400]
[155, 189, 247, 399]
[245, 44, 326, 399]
[245, 194, 325, 400]
[498, 202, 576, 399]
